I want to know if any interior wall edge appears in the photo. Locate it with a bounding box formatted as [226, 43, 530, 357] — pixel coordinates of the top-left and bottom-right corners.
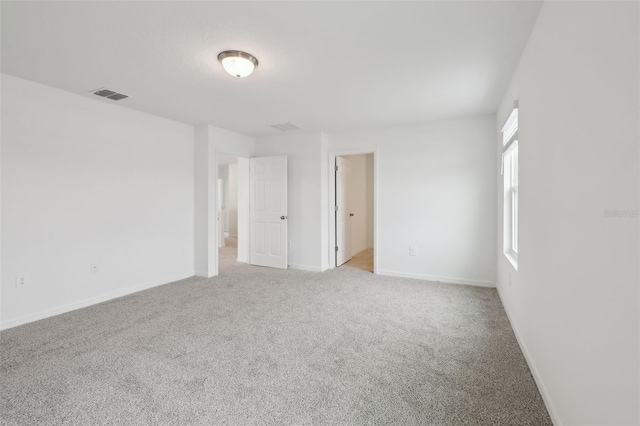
[288, 264, 324, 273]
[0, 271, 195, 331]
[376, 269, 496, 288]
[496, 287, 562, 426]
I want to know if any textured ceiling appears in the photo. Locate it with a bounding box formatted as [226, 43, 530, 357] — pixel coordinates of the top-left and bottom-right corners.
[1, 1, 542, 138]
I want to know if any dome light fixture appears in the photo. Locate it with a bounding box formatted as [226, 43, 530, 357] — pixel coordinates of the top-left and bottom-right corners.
[217, 50, 259, 78]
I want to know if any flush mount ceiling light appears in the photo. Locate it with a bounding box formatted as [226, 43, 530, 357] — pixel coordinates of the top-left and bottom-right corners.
[217, 50, 259, 78]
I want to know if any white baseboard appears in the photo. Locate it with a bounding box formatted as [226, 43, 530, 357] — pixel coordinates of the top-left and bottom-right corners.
[195, 270, 216, 278]
[288, 264, 323, 272]
[376, 269, 496, 287]
[496, 286, 561, 425]
[229, 233, 237, 238]
[237, 257, 248, 263]
[0, 271, 195, 331]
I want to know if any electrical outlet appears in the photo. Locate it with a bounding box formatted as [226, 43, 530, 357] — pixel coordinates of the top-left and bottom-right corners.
[16, 274, 26, 289]
[90, 264, 98, 273]
[409, 246, 417, 256]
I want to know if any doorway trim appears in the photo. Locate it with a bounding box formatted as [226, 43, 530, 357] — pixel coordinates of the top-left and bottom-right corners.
[215, 150, 251, 272]
[327, 149, 378, 273]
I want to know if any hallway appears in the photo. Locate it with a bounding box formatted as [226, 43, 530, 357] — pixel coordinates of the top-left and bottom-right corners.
[343, 249, 374, 273]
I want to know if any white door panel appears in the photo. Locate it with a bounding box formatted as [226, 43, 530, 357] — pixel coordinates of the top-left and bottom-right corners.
[250, 156, 288, 269]
[336, 156, 351, 266]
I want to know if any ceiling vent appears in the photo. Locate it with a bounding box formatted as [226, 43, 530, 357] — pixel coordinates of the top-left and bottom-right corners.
[90, 88, 130, 101]
[269, 122, 301, 132]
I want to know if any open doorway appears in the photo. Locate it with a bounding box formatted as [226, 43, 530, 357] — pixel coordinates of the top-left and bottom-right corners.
[218, 154, 240, 272]
[335, 153, 374, 272]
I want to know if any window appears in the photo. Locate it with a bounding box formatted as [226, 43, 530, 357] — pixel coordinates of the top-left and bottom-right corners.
[502, 105, 518, 269]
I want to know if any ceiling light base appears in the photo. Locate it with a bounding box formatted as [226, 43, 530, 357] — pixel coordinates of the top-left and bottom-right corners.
[217, 50, 259, 78]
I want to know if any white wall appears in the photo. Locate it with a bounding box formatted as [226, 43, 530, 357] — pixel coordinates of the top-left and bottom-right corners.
[1, 74, 195, 329]
[343, 154, 374, 255]
[210, 127, 254, 159]
[496, 3, 639, 425]
[328, 116, 497, 286]
[255, 132, 324, 271]
[319, 133, 330, 271]
[236, 158, 250, 263]
[194, 126, 217, 276]
[365, 154, 374, 249]
[228, 163, 238, 237]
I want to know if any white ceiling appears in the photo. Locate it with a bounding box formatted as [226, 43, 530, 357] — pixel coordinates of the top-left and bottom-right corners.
[1, 1, 542, 138]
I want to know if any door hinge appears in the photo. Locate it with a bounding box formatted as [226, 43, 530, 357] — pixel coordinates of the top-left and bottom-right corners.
[335, 165, 338, 171]
[335, 246, 339, 252]
[334, 205, 338, 211]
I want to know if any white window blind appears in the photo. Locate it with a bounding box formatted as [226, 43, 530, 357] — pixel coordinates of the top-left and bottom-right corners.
[502, 102, 519, 270]
[502, 107, 519, 146]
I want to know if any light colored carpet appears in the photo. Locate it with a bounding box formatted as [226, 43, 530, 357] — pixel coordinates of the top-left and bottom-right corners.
[1, 239, 551, 425]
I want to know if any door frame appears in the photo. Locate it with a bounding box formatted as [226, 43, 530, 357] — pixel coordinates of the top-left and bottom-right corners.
[327, 149, 378, 272]
[215, 150, 251, 272]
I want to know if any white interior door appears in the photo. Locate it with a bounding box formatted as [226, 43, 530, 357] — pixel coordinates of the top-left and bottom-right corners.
[335, 156, 351, 266]
[250, 156, 288, 269]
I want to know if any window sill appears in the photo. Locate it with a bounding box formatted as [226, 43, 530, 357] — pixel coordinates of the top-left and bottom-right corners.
[504, 251, 518, 271]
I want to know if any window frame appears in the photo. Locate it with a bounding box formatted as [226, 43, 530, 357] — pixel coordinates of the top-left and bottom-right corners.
[502, 107, 519, 270]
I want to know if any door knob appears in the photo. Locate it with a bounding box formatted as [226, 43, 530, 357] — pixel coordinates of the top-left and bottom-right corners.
[280, 216, 287, 220]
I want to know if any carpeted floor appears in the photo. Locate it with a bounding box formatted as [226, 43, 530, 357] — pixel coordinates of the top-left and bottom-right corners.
[1, 238, 551, 425]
